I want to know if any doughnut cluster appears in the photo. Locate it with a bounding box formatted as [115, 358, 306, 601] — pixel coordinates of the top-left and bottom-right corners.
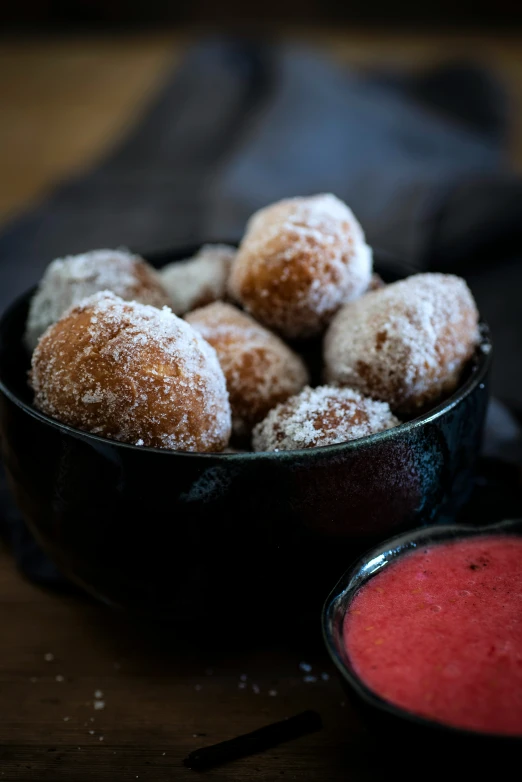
[27, 195, 480, 452]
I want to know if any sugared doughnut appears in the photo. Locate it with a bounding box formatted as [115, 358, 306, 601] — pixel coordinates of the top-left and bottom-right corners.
[31, 292, 231, 452]
[228, 194, 372, 338]
[25, 249, 170, 352]
[324, 273, 480, 414]
[367, 272, 386, 292]
[160, 244, 236, 315]
[253, 385, 400, 452]
[185, 302, 308, 436]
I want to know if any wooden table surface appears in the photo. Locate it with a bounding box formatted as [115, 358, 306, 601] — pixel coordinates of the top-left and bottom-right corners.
[0, 545, 375, 782]
[1, 31, 522, 781]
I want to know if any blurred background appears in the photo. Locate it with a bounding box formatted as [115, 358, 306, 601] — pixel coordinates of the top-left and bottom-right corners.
[3, 2, 522, 31]
[1, 8, 522, 405]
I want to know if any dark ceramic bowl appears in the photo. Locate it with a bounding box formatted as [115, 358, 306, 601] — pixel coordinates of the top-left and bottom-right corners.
[322, 518, 522, 758]
[0, 248, 491, 625]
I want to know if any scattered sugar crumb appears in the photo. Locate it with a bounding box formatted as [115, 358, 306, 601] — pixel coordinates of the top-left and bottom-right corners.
[268, 689, 278, 697]
[240, 674, 247, 681]
[88, 730, 95, 735]
[55, 675, 64, 682]
[299, 662, 312, 673]
[99, 736, 104, 742]
[252, 684, 260, 694]
[94, 700, 105, 710]
[94, 690, 103, 699]
[303, 675, 317, 683]
[321, 672, 330, 681]
[63, 717, 70, 722]
[44, 653, 54, 662]
[238, 682, 246, 689]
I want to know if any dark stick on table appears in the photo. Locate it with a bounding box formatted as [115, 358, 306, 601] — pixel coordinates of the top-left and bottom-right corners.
[183, 709, 323, 771]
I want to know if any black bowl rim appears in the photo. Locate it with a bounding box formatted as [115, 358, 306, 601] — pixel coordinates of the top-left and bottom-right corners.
[0, 251, 492, 461]
[322, 518, 522, 742]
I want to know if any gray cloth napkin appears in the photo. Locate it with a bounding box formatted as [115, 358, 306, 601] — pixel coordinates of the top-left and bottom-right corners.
[0, 39, 521, 309]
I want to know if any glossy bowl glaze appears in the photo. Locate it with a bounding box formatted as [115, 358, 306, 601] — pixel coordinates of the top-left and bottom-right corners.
[0, 248, 491, 625]
[322, 519, 522, 757]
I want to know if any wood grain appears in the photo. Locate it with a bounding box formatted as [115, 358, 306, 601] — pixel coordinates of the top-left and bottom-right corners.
[0, 545, 376, 781]
[0, 35, 181, 222]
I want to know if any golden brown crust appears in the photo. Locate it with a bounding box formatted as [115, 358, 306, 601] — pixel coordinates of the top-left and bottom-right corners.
[229, 194, 372, 339]
[252, 385, 400, 451]
[129, 259, 171, 308]
[186, 302, 309, 436]
[324, 273, 480, 413]
[31, 292, 231, 452]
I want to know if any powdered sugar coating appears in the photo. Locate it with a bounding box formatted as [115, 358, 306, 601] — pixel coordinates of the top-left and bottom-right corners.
[253, 385, 400, 452]
[229, 194, 372, 338]
[25, 249, 170, 352]
[31, 291, 231, 452]
[367, 272, 386, 292]
[186, 302, 308, 436]
[160, 244, 236, 316]
[324, 273, 480, 413]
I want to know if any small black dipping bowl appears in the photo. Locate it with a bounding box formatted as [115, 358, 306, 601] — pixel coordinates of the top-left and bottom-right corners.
[322, 519, 522, 763]
[0, 248, 492, 627]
